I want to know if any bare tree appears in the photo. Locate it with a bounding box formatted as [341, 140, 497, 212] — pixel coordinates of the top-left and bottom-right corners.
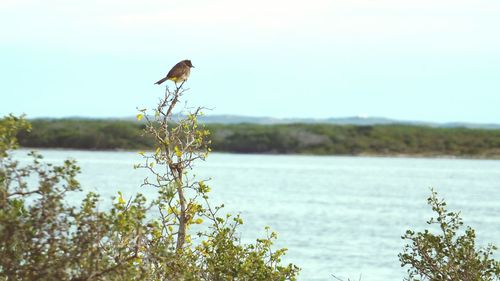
[137, 83, 211, 250]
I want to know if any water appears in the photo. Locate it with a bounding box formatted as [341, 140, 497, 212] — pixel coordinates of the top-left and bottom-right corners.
[13, 149, 500, 280]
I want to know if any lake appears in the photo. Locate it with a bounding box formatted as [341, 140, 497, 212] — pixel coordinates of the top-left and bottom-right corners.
[14, 149, 500, 281]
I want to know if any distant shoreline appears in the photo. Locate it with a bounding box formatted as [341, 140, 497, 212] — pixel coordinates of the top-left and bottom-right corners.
[16, 119, 500, 160]
[17, 147, 500, 161]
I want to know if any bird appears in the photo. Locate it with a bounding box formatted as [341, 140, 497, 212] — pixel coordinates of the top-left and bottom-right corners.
[154, 59, 194, 86]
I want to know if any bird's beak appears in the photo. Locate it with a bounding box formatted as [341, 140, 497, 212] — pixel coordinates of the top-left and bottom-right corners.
[192, 65, 195, 68]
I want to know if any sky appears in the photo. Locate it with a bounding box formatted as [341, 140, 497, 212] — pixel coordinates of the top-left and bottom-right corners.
[1, 0, 499, 123]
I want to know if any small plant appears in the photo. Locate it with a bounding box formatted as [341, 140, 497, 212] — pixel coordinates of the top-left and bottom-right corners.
[135, 83, 299, 279]
[136, 84, 211, 251]
[399, 189, 500, 281]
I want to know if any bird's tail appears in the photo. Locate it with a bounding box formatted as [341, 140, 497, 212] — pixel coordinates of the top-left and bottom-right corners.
[154, 77, 168, 85]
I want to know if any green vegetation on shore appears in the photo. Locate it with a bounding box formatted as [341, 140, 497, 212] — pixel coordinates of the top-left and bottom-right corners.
[18, 118, 500, 157]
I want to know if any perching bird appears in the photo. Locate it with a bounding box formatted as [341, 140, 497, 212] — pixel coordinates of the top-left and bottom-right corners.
[154, 59, 194, 86]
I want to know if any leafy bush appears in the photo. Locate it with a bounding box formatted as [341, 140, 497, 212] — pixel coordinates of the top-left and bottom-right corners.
[399, 189, 500, 281]
[1, 103, 298, 279]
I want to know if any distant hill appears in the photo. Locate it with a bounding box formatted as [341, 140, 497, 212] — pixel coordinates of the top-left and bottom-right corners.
[194, 115, 500, 130]
[33, 115, 500, 130]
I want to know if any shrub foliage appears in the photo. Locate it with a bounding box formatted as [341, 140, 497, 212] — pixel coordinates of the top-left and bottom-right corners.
[399, 189, 500, 281]
[1, 86, 299, 281]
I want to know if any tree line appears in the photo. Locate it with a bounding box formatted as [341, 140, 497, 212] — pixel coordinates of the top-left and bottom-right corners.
[17, 118, 500, 158]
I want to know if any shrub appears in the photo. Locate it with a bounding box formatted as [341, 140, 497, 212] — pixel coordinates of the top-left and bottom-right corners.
[399, 189, 500, 281]
[0, 86, 298, 280]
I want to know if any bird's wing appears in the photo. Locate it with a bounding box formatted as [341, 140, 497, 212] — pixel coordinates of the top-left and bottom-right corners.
[166, 62, 188, 79]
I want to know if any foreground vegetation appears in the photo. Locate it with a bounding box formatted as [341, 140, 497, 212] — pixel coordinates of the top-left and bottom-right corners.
[1, 84, 299, 280]
[18, 119, 500, 158]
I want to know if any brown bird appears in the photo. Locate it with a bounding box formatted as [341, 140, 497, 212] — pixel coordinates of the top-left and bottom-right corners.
[154, 59, 194, 86]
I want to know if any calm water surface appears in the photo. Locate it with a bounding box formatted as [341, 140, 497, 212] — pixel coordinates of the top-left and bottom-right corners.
[15, 149, 500, 281]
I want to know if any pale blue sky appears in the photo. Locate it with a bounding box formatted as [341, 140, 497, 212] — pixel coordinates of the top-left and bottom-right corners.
[1, 0, 499, 123]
